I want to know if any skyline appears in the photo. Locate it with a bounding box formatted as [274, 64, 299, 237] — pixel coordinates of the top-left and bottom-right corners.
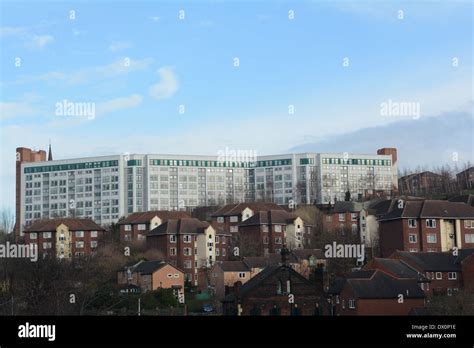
[1, 0, 473, 211]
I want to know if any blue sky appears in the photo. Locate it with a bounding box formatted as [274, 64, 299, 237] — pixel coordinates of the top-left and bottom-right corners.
[0, 0, 473, 210]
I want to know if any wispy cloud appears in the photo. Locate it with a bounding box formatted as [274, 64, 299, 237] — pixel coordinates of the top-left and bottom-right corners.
[108, 41, 133, 52]
[96, 94, 143, 116]
[149, 67, 179, 100]
[1, 26, 53, 49]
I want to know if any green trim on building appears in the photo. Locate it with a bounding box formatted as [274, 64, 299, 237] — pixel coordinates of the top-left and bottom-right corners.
[300, 158, 314, 165]
[322, 158, 391, 166]
[149, 159, 254, 168]
[24, 160, 119, 174]
[127, 159, 142, 166]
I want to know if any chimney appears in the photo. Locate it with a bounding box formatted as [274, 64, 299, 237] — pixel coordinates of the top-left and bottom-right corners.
[280, 246, 290, 265]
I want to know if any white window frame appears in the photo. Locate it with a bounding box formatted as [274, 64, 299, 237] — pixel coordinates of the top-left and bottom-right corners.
[217, 217, 224, 223]
[465, 234, 474, 243]
[170, 247, 177, 256]
[338, 214, 345, 222]
[137, 224, 146, 231]
[91, 230, 98, 238]
[409, 234, 417, 243]
[427, 234, 437, 243]
[229, 216, 238, 223]
[238, 272, 246, 279]
[183, 235, 192, 243]
[30, 233, 37, 240]
[183, 247, 192, 256]
[408, 219, 417, 228]
[348, 299, 356, 309]
[170, 235, 177, 243]
[75, 231, 84, 238]
[448, 272, 457, 280]
[435, 272, 442, 280]
[124, 224, 132, 231]
[275, 225, 282, 233]
[75, 241, 84, 249]
[426, 219, 436, 228]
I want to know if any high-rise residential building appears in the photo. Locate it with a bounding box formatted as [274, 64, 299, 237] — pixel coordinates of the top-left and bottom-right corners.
[15, 147, 398, 238]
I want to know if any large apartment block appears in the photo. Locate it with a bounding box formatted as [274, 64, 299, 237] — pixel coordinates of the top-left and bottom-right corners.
[16, 146, 398, 238]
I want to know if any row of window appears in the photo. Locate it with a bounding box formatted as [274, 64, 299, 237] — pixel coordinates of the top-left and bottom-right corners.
[426, 272, 457, 280]
[38, 241, 97, 249]
[29, 231, 98, 239]
[409, 233, 474, 244]
[407, 219, 474, 229]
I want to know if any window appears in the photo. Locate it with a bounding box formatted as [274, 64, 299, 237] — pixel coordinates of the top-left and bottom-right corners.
[216, 249, 220, 256]
[170, 235, 177, 243]
[348, 299, 356, 309]
[75, 231, 84, 238]
[124, 234, 131, 241]
[183, 235, 192, 243]
[275, 225, 282, 233]
[173, 274, 179, 278]
[75, 241, 84, 248]
[167, 274, 173, 278]
[138, 224, 146, 231]
[222, 236, 226, 244]
[91, 241, 98, 248]
[215, 236, 219, 243]
[222, 248, 226, 256]
[465, 234, 474, 243]
[447, 288, 453, 296]
[275, 237, 282, 244]
[408, 219, 417, 228]
[426, 219, 436, 228]
[464, 220, 474, 229]
[124, 224, 131, 231]
[91, 230, 98, 238]
[409, 248, 418, 252]
[42, 242, 52, 249]
[351, 213, 358, 221]
[230, 216, 238, 223]
[230, 226, 238, 233]
[183, 247, 192, 256]
[170, 247, 176, 256]
[262, 225, 269, 232]
[448, 272, 457, 280]
[217, 217, 224, 223]
[339, 214, 345, 222]
[427, 234, 437, 243]
[409, 234, 417, 243]
[435, 272, 442, 280]
[30, 233, 37, 240]
[183, 260, 192, 269]
[238, 272, 246, 279]
[43, 232, 52, 239]
[326, 215, 333, 222]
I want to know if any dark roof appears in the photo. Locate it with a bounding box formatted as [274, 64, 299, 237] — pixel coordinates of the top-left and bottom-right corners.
[120, 210, 191, 224]
[327, 270, 376, 295]
[147, 218, 209, 236]
[399, 171, 442, 180]
[348, 270, 425, 299]
[217, 261, 250, 272]
[135, 260, 169, 274]
[243, 256, 279, 269]
[368, 258, 428, 281]
[291, 249, 324, 260]
[237, 210, 299, 227]
[369, 199, 393, 216]
[448, 194, 474, 207]
[379, 200, 474, 220]
[24, 218, 105, 232]
[393, 251, 461, 272]
[454, 248, 474, 264]
[223, 264, 311, 302]
[211, 202, 283, 217]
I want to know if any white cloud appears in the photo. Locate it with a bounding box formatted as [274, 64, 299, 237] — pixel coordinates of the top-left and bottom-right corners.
[96, 94, 143, 116]
[149, 67, 179, 100]
[26, 34, 54, 49]
[1, 27, 53, 49]
[108, 41, 133, 52]
[0, 102, 36, 120]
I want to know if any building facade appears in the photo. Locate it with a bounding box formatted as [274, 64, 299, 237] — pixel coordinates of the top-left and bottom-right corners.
[16, 147, 398, 238]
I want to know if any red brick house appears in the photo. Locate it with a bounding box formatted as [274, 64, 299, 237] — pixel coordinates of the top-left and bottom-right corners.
[221, 250, 325, 316]
[119, 210, 191, 242]
[390, 250, 474, 296]
[328, 269, 425, 315]
[23, 218, 106, 259]
[379, 200, 474, 257]
[237, 210, 312, 256]
[146, 218, 230, 286]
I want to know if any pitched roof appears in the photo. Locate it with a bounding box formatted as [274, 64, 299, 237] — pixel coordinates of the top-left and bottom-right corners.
[448, 194, 474, 207]
[347, 270, 425, 299]
[24, 218, 105, 233]
[147, 218, 209, 236]
[454, 248, 474, 264]
[379, 200, 474, 220]
[237, 210, 299, 227]
[119, 210, 191, 224]
[217, 261, 251, 272]
[368, 258, 428, 281]
[134, 260, 169, 274]
[393, 251, 461, 272]
[211, 202, 284, 217]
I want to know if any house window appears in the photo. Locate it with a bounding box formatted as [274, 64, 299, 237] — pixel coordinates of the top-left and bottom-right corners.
[183, 235, 192, 243]
[221, 236, 226, 244]
[448, 272, 457, 280]
[408, 219, 416, 228]
[335, 295, 340, 304]
[435, 272, 442, 280]
[170, 247, 177, 256]
[124, 234, 131, 241]
[409, 248, 418, 252]
[215, 236, 219, 243]
[138, 224, 146, 231]
[217, 217, 224, 223]
[275, 237, 282, 244]
[426, 219, 436, 228]
[173, 274, 179, 278]
[183, 247, 192, 256]
[427, 234, 437, 243]
[338, 214, 345, 222]
[409, 234, 417, 243]
[30, 233, 37, 240]
[447, 288, 453, 296]
[91, 241, 98, 248]
[348, 299, 356, 309]
[222, 248, 226, 256]
[42, 242, 52, 249]
[183, 260, 192, 269]
[351, 213, 357, 221]
[170, 235, 177, 243]
[230, 226, 238, 233]
[238, 272, 246, 279]
[91, 230, 98, 238]
[464, 220, 474, 229]
[43, 232, 52, 239]
[75, 241, 84, 248]
[216, 249, 220, 256]
[124, 224, 131, 231]
[275, 225, 282, 233]
[167, 274, 173, 278]
[262, 225, 269, 232]
[75, 231, 84, 238]
[286, 280, 291, 293]
[230, 216, 238, 223]
[465, 234, 474, 243]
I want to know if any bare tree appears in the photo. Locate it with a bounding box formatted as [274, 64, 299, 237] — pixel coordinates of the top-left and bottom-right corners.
[0, 208, 15, 235]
